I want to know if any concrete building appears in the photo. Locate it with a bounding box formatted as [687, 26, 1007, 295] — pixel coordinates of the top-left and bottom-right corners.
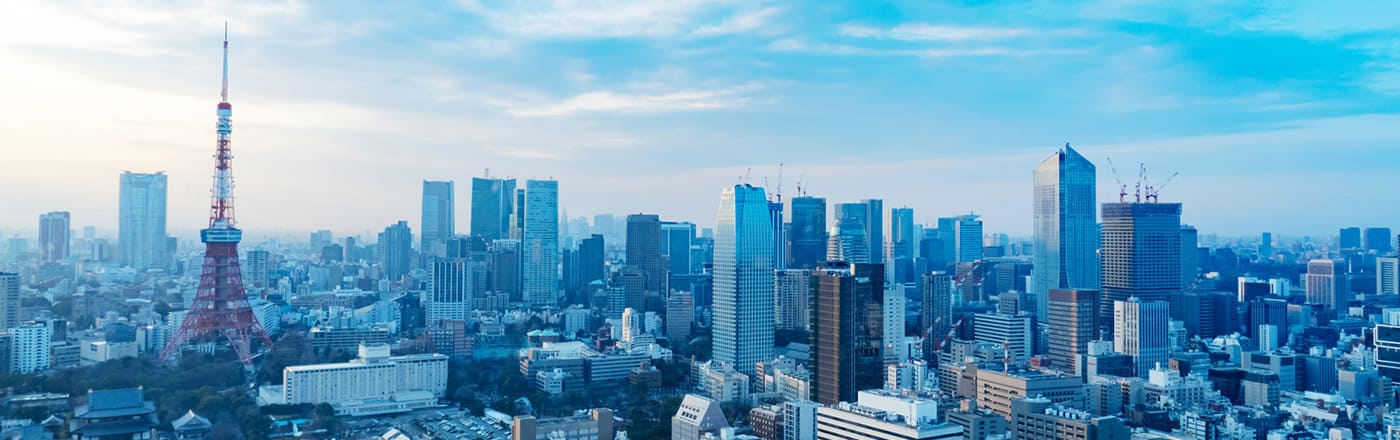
[270, 343, 448, 416]
[673, 394, 728, 440]
[1114, 297, 1170, 379]
[775, 269, 811, 331]
[666, 292, 694, 340]
[9, 322, 50, 374]
[118, 171, 168, 270]
[1305, 259, 1347, 313]
[974, 312, 1034, 363]
[1099, 202, 1181, 338]
[944, 400, 1007, 440]
[815, 391, 961, 440]
[1047, 288, 1098, 375]
[1008, 397, 1127, 440]
[975, 368, 1085, 419]
[512, 408, 614, 440]
[1379, 256, 1399, 296]
[426, 257, 474, 325]
[39, 211, 70, 263]
[0, 273, 18, 331]
[782, 400, 819, 440]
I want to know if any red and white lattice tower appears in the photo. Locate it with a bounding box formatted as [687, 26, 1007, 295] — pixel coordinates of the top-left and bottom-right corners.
[161, 27, 273, 367]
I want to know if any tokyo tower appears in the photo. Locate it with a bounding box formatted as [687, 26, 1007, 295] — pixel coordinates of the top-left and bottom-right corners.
[161, 27, 273, 367]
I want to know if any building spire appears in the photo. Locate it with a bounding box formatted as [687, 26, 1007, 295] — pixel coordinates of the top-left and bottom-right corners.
[221, 22, 229, 103]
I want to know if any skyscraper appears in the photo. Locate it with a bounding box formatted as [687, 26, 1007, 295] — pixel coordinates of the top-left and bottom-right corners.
[1046, 288, 1098, 376]
[119, 171, 168, 269]
[38, 211, 70, 263]
[774, 269, 811, 331]
[244, 250, 269, 290]
[1379, 257, 1399, 296]
[661, 222, 695, 277]
[571, 234, 605, 304]
[1181, 225, 1199, 289]
[861, 199, 884, 265]
[827, 212, 870, 264]
[713, 184, 774, 377]
[770, 201, 786, 271]
[0, 273, 18, 331]
[1366, 227, 1393, 253]
[1099, 202, 1181, 338]
[426, 256, 474, 325]
[1305, 259, 1347, 312]
[626, 214, 663, 292]
[788, 196, 827, 269]
[523, 179, 559, 307]
[890, 207, 915, 260]
[810, 262, 885, 404]
[378, 221, 413, 280]
[952, 215, 983, 263]
[421, 180, 455, 258]
[921, 272, 953, 342]
[1339, 227, 1361, 250]
[1031, 144, 1098, 322]
[1114, 297, 1169, 379]
[470, 177, 516, 241]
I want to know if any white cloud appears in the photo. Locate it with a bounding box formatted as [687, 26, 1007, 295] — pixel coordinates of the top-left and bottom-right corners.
[457, 0, 774, 39]
[500, 86, 761, 117]
[691, 7, 782, 37]
[840, 23, 1032, 41]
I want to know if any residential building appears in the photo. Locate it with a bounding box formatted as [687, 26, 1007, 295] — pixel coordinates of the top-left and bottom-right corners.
[378, 221, 412, 280]
[776, 269, 811, 331]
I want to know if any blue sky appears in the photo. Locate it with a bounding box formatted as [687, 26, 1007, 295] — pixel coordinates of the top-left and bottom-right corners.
[2, 0, 1398, 239]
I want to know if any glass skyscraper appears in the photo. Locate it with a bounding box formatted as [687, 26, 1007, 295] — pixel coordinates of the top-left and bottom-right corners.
[1032, 144, 1098, 322]
[713, 184, 774, 377]
[39, 211, 70, 263]
[523, 179, 559, 307]
[788, 196, 826, 269]
[118, 171, 168, 270]
[471, 177, 516, 241]
[421, 180, 455, 258]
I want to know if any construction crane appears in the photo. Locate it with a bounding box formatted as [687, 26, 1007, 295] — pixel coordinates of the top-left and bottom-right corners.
[1135, 163, 1146, 203]
[796, 173, 805, 196]
[1106, 157, 1127, 202]
[1145, 171, 1179, 203]
[775, 163, 784, 203]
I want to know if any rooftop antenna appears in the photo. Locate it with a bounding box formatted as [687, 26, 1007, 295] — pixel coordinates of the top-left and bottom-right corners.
[744, 167, 752, 185]
[221, 22, 229, 103]
[1105, 157, 1127, 202]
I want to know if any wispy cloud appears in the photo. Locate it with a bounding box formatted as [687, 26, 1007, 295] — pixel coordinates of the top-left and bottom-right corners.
[839, 23, 1033, 41]
[691, 7, 783, 37]
[768, 38, 1057, 58]
[499, 83, 766, 117]
[458, 0, 773, 39]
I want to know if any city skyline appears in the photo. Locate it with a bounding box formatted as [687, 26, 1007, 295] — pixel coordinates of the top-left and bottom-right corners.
[3, 2, 1400, 237]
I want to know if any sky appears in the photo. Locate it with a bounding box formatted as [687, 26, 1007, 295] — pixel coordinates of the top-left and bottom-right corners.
[2, 0, 1399, 240]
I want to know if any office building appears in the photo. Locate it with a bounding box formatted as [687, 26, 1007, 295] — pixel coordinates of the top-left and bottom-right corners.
[789, 196, 827, 269]
[0, 273, 17, 331]
[1366, 227, 1393, 253]
[1114, 297, 1170, 379]
[1031, 145, 1098, 322]
[1181, 225, 1198, 289]
[39, 211, 70, 263]
[626, 214, 663, 292]
[1380, 256, 1399, 295]
[269, 343, 447, 416]
[666, 292, 694, 340]
[491, 240, 522, 300]
[1375, 324, 1400, 380]
[891, 207, 916, 260]
[245, 249, 269, 289]
[861, 199, 884, 265]
[775, 269, 811, 331]
[512, 408, 614, 440]
[673, 394, 728, 440]
[921, 272, 952, 343]
[1247, 298, 1289, 349]
[378, 221, 413, 280]
[816, 392, 960, 440]
[426, 257, 474, 325]
[951, 215, 983, 263]
[974, 312, 1034, 362]
[118, 171, 168, 269]
[770, 200, 787, 271]
[782, 400, 819, 440]
[523, 179, 559, 307]
[661, 222, 695, 276]
[1008, 397, 1128, 440]
[1099, 202, 1181, 338]
[1047, 288, 1098, 375]
[828, 209, 871, 264]
[420, 180, 454, 258]
[471, 176, 516, 241]
[975, 369, 1085, 419]
[713, 184, 775, 377]
[1305, 259, 1347, 312]
[1339, 227, 1361, 249]
[810, 262, 885, 404]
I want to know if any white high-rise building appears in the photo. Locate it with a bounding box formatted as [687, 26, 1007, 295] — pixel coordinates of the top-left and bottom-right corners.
[118, 171, 168, 270]
[1306, 259, 1347, 311]
[274, 343, 448, 416]
[523, 180, 559, 307]
[426, 258, 474, 325]
[1031, 144, 1098, 322]
[713, 184, 774, 377]
[10, 322, 51, 374]
[244, 249, 269, 290]
[884, 285, 907, 363]
[774, 269, 811, 331]
[1378, 257, 1398, 295]
[974, 312, 1034, 362]
[1114, 297, 1169, 379]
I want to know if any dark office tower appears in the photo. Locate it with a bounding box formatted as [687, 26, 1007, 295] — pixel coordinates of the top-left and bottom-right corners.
[1047, 288, 1098, 376]
[1181, 225, 1199, 289]
[626, 214, 663, 292]
[861, 199, 884, 265]
[809, 262, 885, 404]
[39, 211, 71, 263]
[919, 237, 947, 272]
[1032, 144, 1098, 323]
[1248, 298, 1288, 348]
[1366, 227, 1393, 253]
[575, 234, 605, 300]
[490, 240, 522, 300]
[377, 221, 413, 281]
[421, 180, 454, 258]
[788, 196, 827, 269]
[619, 266, 647, 312]
[891, 207, 915, 260]
[660, 222, 695, 277]
[770, 201, 786, 271]
[1172, 291, 1236, 339]
[1261, 232, 1273, 260]
[0, 273, 17, 330]
[1305, 259, 1347, 313]
[1339, 227, 1361, 250]
[1099, 202, 1181, 338]
[470, 176, 516, 241]
[921, 271, 953, 339]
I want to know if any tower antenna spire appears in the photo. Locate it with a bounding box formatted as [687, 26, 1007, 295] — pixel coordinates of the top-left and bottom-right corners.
[221, 22, 229, 103]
